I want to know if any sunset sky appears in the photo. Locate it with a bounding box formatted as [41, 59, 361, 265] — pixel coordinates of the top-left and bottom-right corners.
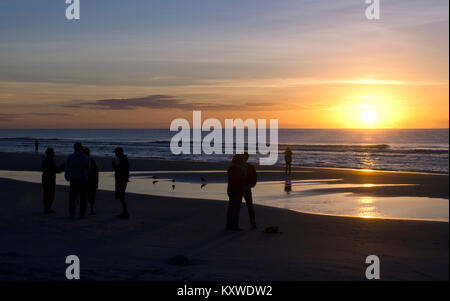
[0, 0, 448, 129]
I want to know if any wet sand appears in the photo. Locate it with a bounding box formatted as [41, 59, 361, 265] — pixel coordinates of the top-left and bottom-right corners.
[0, 152, 448, 280]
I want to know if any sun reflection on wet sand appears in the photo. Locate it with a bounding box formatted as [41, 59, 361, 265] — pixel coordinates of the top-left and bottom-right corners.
[0, 170, 447, 222]
[356, 197, 379, 218]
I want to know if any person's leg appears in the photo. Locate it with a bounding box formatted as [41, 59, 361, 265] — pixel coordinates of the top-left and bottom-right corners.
[69, 180, 77, 216]
[88, 186, 96, 214]
[42, 184, 50, 212]
[79, 180, 88, 217]
[232, 196, 242, 229]
[116, 181, 129, 218]
[244, 190, 256, 228]
[226, 198, 234, 230]
[47, 184, 56, 212]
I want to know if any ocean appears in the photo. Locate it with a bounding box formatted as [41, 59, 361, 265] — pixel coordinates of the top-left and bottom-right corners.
[0, 129, 448, 173]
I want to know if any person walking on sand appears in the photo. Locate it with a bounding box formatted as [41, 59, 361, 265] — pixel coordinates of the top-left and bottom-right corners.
[112, 147, 130, 219]
[226, 154, 244, 231]
[35, 140, 39, 153]
[41, 148, 64, 213]
[83, 147, 99, 215]
[242, 152, 257, 229]
[285, 146, 292, 175]
[65, 142, 90, 217]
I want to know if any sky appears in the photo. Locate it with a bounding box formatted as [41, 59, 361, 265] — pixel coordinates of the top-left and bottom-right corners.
[0, 0, 448, 129]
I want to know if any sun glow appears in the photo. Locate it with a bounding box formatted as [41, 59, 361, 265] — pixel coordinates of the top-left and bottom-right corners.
[361, 110, 378, 124]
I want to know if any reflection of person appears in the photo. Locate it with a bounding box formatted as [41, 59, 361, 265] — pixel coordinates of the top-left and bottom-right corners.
[65, 142, 90, 217]
[284, 178, 292, 194]
[83, 148, 99, 215]
[41, 148, 64, 213]
[242, 152, 257, 229]
[35, 140, 39, 153]
[113, 147, 130, 219]
[226, 154, 244, 231]
[285, 146, 292, 174]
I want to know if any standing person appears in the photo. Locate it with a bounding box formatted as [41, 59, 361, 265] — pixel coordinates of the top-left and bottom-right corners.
[65, 142, 90, 217]
[285, 146, 293, 175]
[83, 148, 99, 215]
[41, 148, 64, 213]
[226, 154, 244, 231]
[112, 147, 130, 219]
[35, 140, 39, 153]
[242, 152, 257, 229]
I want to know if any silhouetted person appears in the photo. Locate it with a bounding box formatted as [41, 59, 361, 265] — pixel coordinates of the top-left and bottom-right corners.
[35, 140, 39, 153]
[41, 148, 64, 213]
[83, 148, 99, 215]
[113, 147, 130, 219]
[242, 152, 257, 229]
[285, 146, 292, 174]
[226, 154, 244, 231]
[65, 142, 90, 217]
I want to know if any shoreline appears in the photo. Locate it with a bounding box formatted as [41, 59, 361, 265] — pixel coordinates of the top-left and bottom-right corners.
[0, 151, 448, 201]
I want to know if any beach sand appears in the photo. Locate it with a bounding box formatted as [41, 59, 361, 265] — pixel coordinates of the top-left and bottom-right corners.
[0, 152, 448, 280]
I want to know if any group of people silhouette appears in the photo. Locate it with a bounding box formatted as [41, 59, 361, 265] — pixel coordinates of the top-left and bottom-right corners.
[40, 141, 294, 228]
[41, 142, 130, 219]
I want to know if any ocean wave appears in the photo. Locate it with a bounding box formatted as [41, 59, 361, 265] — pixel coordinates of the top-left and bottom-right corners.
[280, 144, 448, 154]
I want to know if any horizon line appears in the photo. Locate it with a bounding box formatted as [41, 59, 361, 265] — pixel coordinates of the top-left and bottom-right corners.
[0, 127, 448, 131]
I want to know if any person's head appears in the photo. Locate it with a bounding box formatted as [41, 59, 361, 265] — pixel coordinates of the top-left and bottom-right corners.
[83, 147, 90, 157]
[114, 147, 124, 157]
[231, 154, 242, 165]
[45, 147, 54, 158]
[243, 152, 249, 163]
[74, 142, 83, 152]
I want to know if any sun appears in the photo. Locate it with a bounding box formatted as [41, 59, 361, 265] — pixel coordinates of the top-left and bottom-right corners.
[361, 110, 377, 124]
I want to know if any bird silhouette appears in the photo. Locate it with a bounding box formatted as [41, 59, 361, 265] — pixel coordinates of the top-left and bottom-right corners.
[172, 185, 176, 190]
[153, 180, 159, 184]
[201, 183, 207, 189]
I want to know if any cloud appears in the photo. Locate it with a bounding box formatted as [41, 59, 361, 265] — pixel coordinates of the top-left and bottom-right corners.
[63, 95, 279, 111]
[0, 112, 72, 121]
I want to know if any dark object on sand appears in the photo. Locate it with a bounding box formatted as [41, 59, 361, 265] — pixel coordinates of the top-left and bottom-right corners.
[264, 226, 283, 234]
[169, 255, 192, 266]
[172, 184, 176, 190]
[153, 180, 158, 184]
[201, 183, 207, 189]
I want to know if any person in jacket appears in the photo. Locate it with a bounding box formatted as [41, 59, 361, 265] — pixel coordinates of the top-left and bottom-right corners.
[41, 148, 64, 213]
[112, 147, 130, 219]
[65, 142, 90, 217]
[83, 147, 99, 215]
[226, 154, 244, 231]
